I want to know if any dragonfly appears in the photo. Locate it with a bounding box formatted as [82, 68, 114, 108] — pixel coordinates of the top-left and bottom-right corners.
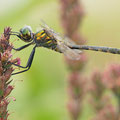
[8, 22, 120, 75]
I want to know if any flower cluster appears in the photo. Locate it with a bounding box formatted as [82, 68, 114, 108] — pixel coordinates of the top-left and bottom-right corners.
[103, 64, 120, 96]
[67, 72, 87, 119]
[0, 27, 20, 120]
[89, 64, 120, 120]
[60, 0, 87, 120]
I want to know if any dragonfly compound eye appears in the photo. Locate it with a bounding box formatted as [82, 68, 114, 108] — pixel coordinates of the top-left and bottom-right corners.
[19, 26, 33, 42]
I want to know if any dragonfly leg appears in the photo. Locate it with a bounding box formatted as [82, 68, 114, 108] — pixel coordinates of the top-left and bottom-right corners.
[12, 42, 33, 51]
[12, 67, 31, 75]
[12, 45, 37, 75]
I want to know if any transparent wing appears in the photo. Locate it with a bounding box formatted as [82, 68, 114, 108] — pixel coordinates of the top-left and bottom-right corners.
[57, 41, 82, 60]
[63, 36, 77, 46]
[40, 20, 82, 60]
[40, 20, 55, 34]
[54, 33, 82, 60]
[40, 20, 64, 41]
[41, 23, 78, 47]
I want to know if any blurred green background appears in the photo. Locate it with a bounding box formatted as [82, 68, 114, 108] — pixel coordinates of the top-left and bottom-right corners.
[0, 0, 120, 120]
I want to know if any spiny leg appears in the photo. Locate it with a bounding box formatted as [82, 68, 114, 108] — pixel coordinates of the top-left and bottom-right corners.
[11, 42, 33, 51]
[12, 45, 37, 75]
[12, 67, 31, 75]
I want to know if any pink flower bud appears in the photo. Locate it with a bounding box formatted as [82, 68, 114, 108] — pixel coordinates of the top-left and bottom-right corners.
[17, 58, 21, 65]
[4, 86, 14, 98]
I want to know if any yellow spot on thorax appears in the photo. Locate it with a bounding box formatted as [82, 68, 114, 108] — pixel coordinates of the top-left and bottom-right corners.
[36, 37, 41, 40]
[47, 40, 52, 44]
[36, 30, 44, 37]
[40, 33, 46, 38]
[46, 36, 50, 39]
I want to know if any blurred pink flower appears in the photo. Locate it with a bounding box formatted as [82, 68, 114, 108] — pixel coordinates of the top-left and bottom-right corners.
[60, 0, 86, 120]
[103, 64, 120, 94]
[92, 104, 116, 120]
[65, 53, 87, 71]
[67, 71, 87, 119]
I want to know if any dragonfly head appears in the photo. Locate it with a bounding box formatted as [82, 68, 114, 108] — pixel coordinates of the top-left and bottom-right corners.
[19, 26, 33, 42]
[10, 26, 33, 42]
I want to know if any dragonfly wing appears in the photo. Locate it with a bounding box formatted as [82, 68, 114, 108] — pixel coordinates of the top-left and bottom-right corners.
[40, 21, 64, 40]
[40, 20, 82, 60]
[57, 41, 82, 60]
[40, 21, 55, 34]
[63, 36, 77, 46]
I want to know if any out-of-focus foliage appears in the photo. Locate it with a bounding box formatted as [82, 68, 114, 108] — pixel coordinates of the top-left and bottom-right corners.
[0, 0, 120, 120]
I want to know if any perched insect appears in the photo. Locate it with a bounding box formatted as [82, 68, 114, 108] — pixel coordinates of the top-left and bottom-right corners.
[8, 23, 81, 75]
[8, 23, 120, 75]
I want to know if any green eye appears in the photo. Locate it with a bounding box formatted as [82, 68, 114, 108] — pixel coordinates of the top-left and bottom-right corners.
[23, 29, 29, 35]
[20, 26, 32, 35]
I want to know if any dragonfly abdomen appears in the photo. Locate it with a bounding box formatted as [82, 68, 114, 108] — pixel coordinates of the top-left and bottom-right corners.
[70, 45, 120, 55]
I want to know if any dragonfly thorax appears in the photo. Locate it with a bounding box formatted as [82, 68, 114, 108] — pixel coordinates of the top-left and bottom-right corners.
[34, 30, 58, 50]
